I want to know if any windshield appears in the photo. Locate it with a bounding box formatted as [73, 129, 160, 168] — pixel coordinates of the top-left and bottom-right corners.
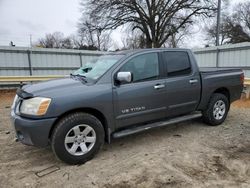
[72, 54, 124, 80]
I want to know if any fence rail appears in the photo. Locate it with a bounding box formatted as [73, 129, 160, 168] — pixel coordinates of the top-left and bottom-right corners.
[0, 75, 64, 82]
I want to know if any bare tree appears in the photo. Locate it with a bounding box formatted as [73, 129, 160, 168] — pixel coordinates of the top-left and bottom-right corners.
[37, 32, 73, 49]
[206, 19, 250, 45]
[61, 37, 74, 49]
[163, 27, 192, 48]
[205, 15, 230, 45]
[37, 33, 56, 48]
[70, 34, 85, 49]
[226, 23, 250, 44]
[205, 1, 250, 46]
[78, 15, 112, 50]
[81, 0, 216, 48]
[121, 22, 192, 49]
[234, 2, 250, 34]
[121, 29, 146, 49]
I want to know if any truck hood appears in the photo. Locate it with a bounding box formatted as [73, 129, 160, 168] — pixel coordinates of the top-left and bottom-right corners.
[22, 77, 89, 97]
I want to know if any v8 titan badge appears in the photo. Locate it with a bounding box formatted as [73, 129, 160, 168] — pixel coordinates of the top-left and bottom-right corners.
[122, 106, 146, 114]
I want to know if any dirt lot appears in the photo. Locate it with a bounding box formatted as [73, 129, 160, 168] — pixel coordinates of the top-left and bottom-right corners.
[1, 93, 250, 188]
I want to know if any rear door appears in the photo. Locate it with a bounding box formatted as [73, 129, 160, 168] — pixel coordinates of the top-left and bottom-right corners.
[162, 51, 201, 117]
[112, 52, 167, 129]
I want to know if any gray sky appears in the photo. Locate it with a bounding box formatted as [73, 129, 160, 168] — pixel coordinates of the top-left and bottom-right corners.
[0, 0, 247, 49]
[0, 0, 80, 46]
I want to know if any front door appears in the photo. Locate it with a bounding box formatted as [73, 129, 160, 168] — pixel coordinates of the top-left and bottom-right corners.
[113, 52, 167, 129]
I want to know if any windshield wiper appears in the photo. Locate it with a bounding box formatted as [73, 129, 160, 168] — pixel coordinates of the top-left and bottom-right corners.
[70, 73, 87, 83]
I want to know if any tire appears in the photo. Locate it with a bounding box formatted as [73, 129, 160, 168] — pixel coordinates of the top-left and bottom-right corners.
[202, 93, 230, 126]
[51, 112, 104, 165]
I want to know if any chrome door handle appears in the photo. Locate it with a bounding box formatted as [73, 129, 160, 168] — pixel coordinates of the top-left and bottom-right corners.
[154, 84, 165, 89]
[189, 79, 198, 84]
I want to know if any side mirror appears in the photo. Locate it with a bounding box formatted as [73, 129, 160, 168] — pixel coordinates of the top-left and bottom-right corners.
[116, 72, 132, 83]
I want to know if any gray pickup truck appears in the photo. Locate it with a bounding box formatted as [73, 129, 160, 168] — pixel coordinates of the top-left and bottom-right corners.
[11, 48, 244, 164]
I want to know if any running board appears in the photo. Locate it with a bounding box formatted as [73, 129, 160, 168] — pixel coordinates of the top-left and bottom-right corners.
[112, 112, 202, 139]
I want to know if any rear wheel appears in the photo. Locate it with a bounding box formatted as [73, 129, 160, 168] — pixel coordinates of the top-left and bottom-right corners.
[202, 93, 229, 126]
[51, 112, 104, 165]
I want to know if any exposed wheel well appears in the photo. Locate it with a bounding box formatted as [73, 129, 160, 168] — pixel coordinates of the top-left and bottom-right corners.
[49, 108, 109, 142]
[213, 87, 230, 102]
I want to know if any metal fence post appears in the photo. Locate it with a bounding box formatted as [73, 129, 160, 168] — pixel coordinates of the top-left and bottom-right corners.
[27, 50, 33, 75]
[79, 53, 83, 67]
[216, 48, 220, 67]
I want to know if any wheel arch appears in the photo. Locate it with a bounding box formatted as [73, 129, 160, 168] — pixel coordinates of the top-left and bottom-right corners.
[49, 108, 110, 143]
[213, 87, 230, 102]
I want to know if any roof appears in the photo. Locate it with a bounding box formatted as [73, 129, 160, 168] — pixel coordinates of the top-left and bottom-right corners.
[113, 48, 190, 55]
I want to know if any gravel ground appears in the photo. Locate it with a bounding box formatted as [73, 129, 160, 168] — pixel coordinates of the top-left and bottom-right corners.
[1, 97, 250, 188]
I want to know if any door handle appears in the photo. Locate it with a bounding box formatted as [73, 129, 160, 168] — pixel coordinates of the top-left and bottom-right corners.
[154, 84, 165, 89]
[189, 79, 198, 84]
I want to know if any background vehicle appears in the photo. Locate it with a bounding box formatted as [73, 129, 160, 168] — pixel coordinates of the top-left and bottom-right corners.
[11, 48, 244, 164]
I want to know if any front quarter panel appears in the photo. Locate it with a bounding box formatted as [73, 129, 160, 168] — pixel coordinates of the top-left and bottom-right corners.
[37, 83, 114, 130]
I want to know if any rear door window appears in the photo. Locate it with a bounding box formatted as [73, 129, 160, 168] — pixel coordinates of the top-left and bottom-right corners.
[163, 52, 191, 77]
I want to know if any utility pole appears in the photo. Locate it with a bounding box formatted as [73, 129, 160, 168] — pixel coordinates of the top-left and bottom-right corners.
[216, 0, 221, 46]
[29, 34, 33, 48]
[28, 34, 33, 76]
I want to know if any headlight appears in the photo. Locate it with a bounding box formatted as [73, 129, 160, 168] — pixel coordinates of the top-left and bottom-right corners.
[20, 97, 51, 116]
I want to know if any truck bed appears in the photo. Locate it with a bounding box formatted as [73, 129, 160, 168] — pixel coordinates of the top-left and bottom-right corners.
[197, 67, 243, 111]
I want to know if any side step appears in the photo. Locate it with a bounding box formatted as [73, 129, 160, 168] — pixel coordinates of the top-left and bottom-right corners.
[112, 112, 202, 139]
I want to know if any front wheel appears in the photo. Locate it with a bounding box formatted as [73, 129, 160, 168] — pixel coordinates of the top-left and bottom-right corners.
[202, 93, 230, 126]
[51, 112, 104, 165]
